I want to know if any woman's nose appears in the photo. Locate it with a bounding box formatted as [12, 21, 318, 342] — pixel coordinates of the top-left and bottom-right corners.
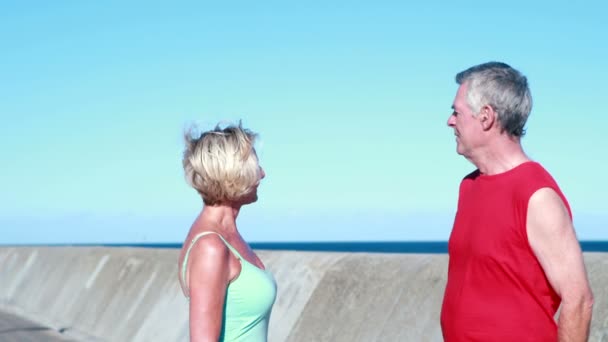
[259, 167, 266, 179]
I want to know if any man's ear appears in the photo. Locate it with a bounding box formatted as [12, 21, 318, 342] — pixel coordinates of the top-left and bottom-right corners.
[479, 105, 496, 131]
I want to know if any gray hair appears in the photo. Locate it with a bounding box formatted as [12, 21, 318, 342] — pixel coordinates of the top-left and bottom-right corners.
[456, 62, 533, 137]
[182, 121, 261, 205]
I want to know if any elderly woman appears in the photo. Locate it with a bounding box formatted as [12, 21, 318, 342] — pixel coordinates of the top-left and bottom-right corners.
[178, 122, 276, 342]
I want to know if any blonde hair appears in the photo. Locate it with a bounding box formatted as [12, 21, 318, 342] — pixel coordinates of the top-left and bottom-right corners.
[182, 121, 261, 205]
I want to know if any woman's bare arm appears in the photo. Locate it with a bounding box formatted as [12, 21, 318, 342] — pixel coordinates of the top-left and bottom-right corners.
[187, 235, 233, 342]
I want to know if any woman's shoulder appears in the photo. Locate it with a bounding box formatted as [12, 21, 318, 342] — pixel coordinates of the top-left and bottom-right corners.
[187, 231, 231, 258]
[179, 230, 234, 295]
[185, 232, 235, 283]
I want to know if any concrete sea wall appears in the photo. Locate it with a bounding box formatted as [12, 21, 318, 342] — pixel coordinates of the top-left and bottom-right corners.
[0, 247, 606, 341]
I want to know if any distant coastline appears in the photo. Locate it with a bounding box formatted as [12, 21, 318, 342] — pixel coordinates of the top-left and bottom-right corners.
[5, 241, 608, 253]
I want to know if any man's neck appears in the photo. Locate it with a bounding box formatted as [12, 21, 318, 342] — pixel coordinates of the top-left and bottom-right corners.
[469, 135, 530, 175]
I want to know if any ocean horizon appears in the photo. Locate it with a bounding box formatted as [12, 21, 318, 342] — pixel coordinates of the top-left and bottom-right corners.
[4, 240, 608, 254]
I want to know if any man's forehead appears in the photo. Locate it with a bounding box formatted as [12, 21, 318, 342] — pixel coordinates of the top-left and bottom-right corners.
[456, 82, 468, 95]
[452, 94, 464, 109]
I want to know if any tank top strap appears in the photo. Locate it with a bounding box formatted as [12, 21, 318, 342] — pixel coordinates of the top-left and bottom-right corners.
[180, 231, 242, 289]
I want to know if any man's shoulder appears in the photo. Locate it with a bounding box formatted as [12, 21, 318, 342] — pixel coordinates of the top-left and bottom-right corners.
[516, 161, 559, 185]
[521, 160, 551, 174]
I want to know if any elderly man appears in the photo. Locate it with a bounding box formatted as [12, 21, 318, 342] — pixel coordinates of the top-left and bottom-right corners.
[440, 62, 594, 341]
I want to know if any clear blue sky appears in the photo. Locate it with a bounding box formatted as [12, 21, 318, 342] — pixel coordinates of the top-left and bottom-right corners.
[1, 1, 606, 243]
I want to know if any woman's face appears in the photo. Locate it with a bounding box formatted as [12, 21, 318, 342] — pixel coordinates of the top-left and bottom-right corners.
[239, 152, 265, 206]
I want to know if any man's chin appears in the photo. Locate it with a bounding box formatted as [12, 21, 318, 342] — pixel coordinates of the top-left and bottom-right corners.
[456, 144, 467, 156]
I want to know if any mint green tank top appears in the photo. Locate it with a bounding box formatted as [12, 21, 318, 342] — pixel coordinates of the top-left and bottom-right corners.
[180, 232, 277, 342]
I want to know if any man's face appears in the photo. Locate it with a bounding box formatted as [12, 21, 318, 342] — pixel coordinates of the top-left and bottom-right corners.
[447, 83, 483, 157]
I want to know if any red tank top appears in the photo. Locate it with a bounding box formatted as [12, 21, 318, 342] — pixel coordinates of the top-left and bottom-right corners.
[440, 161, 571, 342]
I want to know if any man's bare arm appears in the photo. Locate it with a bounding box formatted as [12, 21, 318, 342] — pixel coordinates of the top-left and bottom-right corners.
[527, 188, 594, 342]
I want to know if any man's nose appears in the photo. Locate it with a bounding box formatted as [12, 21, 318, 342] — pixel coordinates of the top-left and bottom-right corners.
[447, 114, 456, 127]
